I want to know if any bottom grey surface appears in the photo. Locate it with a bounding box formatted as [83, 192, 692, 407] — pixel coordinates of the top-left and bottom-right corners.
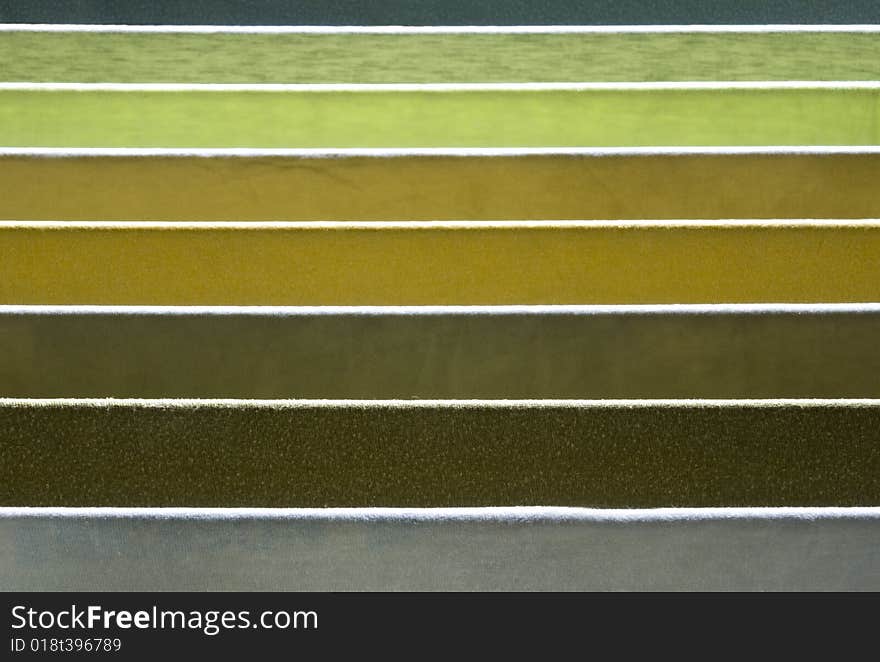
[2, 508, 877, 591]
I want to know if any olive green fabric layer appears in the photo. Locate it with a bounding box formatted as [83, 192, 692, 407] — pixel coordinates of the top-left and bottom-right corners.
[3, 307, 880, 399]
[1, 222, 879, 305]
[5, 32, 880, 83]
[1, 400, 878, 507]
[3, 508, 878, 591]
[2, 0, 878, 25]
[3, 151, 880, 221]
[3, 87, 879, 147]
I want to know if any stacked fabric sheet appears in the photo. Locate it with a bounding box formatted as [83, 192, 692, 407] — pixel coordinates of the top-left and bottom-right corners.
[1, 3, 878, 590]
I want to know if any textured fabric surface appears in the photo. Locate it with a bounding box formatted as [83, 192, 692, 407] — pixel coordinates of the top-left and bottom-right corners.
[2, 0, 879, 25]
[5, 31, 880, 83]
[3, 305, 880, 399]
[2, 222, 879, 305]
[3, 86, 880, 148]
[2, 508, 878, 591]
[3, 13, 877, 595]
[3, 150, 879, 221]
[1, 400, 878, 507]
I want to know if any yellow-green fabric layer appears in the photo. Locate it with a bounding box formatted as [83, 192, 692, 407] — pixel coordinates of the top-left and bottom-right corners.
[1, 87, 879, 147]
[3, 31, 880, 83]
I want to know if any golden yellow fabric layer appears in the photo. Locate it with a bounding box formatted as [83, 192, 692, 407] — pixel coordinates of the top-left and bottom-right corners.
[1, 222, 877, 305]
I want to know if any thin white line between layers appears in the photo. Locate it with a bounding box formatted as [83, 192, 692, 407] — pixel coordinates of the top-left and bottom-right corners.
[1, 398, 878, 408]
[1, 507, 878, 522]
[1, 220, 877, 230]
[2, 304, 880, 316]
[4, 146, 880, 158]
[4, 81, 880, 92]
[3, 24, 880, 34]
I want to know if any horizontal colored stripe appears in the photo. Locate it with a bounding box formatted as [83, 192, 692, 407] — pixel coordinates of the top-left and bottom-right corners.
[3, 507, 878, 590]
[1, 399, 878, 507]
[7, 25, 880, 33]
[3, 305, 880, 398]
[4, 30, 880, 82]
[1, 222, 878, 305]
[2, 86, 879, 147]
[2, 2, 879, 25]
[2, 149, 879, 220]
[14, 81, 879, 89]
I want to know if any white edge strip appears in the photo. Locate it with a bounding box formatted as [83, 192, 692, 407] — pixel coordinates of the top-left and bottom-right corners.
[3, 24, 880, 34]
[4, 81, 880, 92]
[4, 146, 880, 158]
[1, 220, 878, 230]
[0, 506, 878, 523]
[3, 303, 880, 316]
[0, 398, 878, 407]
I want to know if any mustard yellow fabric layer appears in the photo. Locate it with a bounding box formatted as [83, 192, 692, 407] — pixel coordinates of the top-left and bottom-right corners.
[1, 152, 879, 221]
[1, 222, 877, 305]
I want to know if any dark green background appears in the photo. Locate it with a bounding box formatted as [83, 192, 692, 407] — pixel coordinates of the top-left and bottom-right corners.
[1, 0, 879, 25]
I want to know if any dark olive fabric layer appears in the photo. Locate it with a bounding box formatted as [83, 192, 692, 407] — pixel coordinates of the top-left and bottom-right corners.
[3, 307, 880, 399]
[1, 0, 878, 25]
[2, 400, 877, 507]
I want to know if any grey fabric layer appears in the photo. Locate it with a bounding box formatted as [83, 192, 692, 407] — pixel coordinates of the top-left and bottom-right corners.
[2, 508, 877, 591]
[1, 399, 878, 507]
[3, 305, 880, 399]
